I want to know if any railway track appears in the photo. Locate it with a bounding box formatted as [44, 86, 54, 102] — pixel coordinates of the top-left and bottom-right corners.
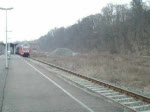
[30, 57, 150, 112]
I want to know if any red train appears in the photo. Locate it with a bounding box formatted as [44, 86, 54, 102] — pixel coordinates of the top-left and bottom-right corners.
[16, 43, 31, 57]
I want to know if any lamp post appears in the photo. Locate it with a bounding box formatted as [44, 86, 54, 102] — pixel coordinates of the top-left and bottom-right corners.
[7, 31, 12, 59]
[0, 7, 13, 69]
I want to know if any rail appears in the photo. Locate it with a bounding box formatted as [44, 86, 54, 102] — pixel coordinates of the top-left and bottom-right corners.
[30, 57, 150, 112]
[30, 57, 150, 104]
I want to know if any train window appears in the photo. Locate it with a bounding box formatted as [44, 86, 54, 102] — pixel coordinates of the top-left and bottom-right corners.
[24, 48, 29, 52]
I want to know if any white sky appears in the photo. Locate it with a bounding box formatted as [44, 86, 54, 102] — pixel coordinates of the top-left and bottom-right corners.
[0, 0, 134, 43]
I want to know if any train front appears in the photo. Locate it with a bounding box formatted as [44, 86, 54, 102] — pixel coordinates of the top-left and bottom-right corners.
[22, 44, 31, 57]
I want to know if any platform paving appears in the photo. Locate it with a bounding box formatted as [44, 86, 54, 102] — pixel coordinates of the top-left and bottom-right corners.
[0, 55, 133, 112]
[0, 55, 7, 112]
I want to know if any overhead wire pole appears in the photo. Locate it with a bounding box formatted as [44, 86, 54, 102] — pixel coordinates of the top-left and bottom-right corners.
[0, 7, 13, 69]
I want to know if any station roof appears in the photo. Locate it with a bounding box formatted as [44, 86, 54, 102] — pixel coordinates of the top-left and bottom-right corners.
[10, 43, 19, 47]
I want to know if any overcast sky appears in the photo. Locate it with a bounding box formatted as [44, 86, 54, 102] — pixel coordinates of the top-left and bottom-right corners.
[0, 0, 136, 43]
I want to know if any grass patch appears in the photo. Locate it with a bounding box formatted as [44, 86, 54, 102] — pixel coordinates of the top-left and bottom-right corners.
[31, 53, 150, 94]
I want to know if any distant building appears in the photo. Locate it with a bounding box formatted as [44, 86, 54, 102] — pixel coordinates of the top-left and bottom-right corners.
[0, 42, 5, 54]
[30, 42, 40, 52]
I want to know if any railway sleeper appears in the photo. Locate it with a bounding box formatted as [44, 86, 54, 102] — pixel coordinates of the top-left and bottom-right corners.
[122, 101, 142, 105]
[86, 86, 106, 90]
[108, 95, 126, 99]
[115, 98, 134, 102]
[103, 92, 120, 96]
[126, 102, 147, 107]
[96, 90, 114, 93]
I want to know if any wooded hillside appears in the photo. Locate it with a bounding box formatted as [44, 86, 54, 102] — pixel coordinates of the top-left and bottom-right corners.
[35, 0, 150, 55]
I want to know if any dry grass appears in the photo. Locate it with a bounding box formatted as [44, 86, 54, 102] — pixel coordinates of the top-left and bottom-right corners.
[31, 53, 150, 94]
